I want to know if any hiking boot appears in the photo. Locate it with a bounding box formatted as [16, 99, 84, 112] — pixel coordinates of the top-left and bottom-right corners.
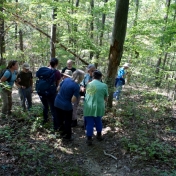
[96, 132, 104, 141]
[71, 120, 77, 127]
[62, 135, 73, 141]
[86, 136, 93, 146]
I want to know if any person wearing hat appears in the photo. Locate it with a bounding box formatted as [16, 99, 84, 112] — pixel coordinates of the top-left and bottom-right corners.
[113, 62, 130, 100]
[15, 63, 33, 111]
[80, 64, 96, 96]
[54, 69, 85, 140]
[57, 69, 73, 92]
[84, 70, 108, 146]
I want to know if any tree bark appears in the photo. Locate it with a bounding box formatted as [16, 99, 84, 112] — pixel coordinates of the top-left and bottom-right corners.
[0, 1, 5, 65]
[50, 6, 57, 58]
[106, 0, 129, 108]
[19, 29, 24, 60]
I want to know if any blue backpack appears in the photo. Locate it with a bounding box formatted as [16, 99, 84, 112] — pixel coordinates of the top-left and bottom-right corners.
[36, 67, 57, 96]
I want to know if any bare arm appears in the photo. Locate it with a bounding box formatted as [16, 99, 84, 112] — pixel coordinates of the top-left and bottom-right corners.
[71, 95, 77, 103]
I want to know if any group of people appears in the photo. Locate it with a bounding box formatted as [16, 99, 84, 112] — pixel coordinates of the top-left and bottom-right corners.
[0, 59, 108, 145]
[0, 59, 129, 145]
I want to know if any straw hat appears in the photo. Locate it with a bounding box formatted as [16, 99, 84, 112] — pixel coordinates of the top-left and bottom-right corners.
[123, 63, 130, 68]
[62, 69, 73, 77]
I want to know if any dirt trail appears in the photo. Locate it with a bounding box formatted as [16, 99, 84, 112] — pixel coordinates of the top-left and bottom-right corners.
[10, 88, 134, 176]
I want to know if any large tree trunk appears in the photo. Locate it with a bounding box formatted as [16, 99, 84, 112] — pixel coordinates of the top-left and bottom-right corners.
[0, 0, 5, 65]
[106, 0, 129, 108]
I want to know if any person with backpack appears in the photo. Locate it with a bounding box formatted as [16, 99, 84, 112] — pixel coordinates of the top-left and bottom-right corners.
[15, 63, 33, 111]
[0, 60, 19, 118]
[113, 63, 130, 100]
[84, 70, 108, 146]
[36, 58, 61, 125]
[54, 69, 85, 140]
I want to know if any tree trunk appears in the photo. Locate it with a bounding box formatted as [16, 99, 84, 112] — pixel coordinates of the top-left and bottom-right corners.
[0, 0, 5, 65]
[106, 0, 129, 108]
[90, 0, 94, 59]
[50, 4, 57, 58]
[19, 29, 24, 60]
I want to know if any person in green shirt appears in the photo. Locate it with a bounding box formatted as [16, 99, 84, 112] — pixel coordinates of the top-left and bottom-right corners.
[83, 70, 108, 146]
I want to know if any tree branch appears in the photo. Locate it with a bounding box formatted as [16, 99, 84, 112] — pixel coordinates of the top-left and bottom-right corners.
[7, 9, 89, 65]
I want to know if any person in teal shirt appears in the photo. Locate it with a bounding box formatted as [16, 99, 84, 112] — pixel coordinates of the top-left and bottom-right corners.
[84, 70, 108, 146]
[0, 60, 19, 117]
[113, 63, 130, 100]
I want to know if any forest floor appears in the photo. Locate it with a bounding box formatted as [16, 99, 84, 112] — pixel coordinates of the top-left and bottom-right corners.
[0, 84, 176, 176]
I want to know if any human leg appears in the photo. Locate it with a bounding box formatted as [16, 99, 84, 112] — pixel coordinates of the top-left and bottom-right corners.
[54, 107, 64, 131]
[94, 116, 103, 141]
[18, 88, 26, 111]
[72, 96, 80, 127]
[84, 116, 95, 145]
[114, 80, 123, 100]
[63, 110, 73, 139]
[25, 87, 32, 110]
[39, 95, 49, 123]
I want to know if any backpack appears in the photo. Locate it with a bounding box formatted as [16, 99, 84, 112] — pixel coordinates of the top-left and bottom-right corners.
[0, 69, 12, 82]
[115, 77, 125, 87]
[35, 67, 57, 96]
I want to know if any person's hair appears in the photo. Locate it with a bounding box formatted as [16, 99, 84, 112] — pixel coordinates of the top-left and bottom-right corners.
[67, 59, 73, 64]
[50, 58, 58, 68]
[72, 69, 85, 84]
[93, 70, 102, 80]
[7, 60, 18, 69]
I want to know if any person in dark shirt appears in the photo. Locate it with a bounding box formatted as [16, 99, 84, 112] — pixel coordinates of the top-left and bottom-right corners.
[15, 63, 33, 111]
[62, 59, 76, 74]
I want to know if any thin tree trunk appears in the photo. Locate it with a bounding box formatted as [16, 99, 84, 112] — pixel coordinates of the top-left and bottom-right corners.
[0, 0, 5, 65]
[90, 0, 94, 59]
[50, 6, 57, 58]
[155, 0, 171, 87]
[19, 29, 24, 60]
[106, 0, 129, 108]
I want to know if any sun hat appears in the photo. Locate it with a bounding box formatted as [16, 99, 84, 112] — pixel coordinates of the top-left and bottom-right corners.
[23, 63, 30, 69]
[123, 63, 130, 68]
[62, 69, 73, 78]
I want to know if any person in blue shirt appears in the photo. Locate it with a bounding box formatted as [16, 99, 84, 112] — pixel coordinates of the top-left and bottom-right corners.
[54, 69, 84, 140]
[113, 63, 130, 100]
[80, 64, 96, 96]
[0, 60, 19, 117]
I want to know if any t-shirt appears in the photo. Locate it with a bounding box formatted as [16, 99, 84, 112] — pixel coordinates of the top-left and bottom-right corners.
[83, 79, 108, 117]
[80, 73, 92, 88]
[3, 70, 17, 87]
[55, 70, 61, 82]
[17, 71, 33, 88]
[117, 67, 126, 78]
[61, 67, 76, 73]
[54, 78, 80, 111]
